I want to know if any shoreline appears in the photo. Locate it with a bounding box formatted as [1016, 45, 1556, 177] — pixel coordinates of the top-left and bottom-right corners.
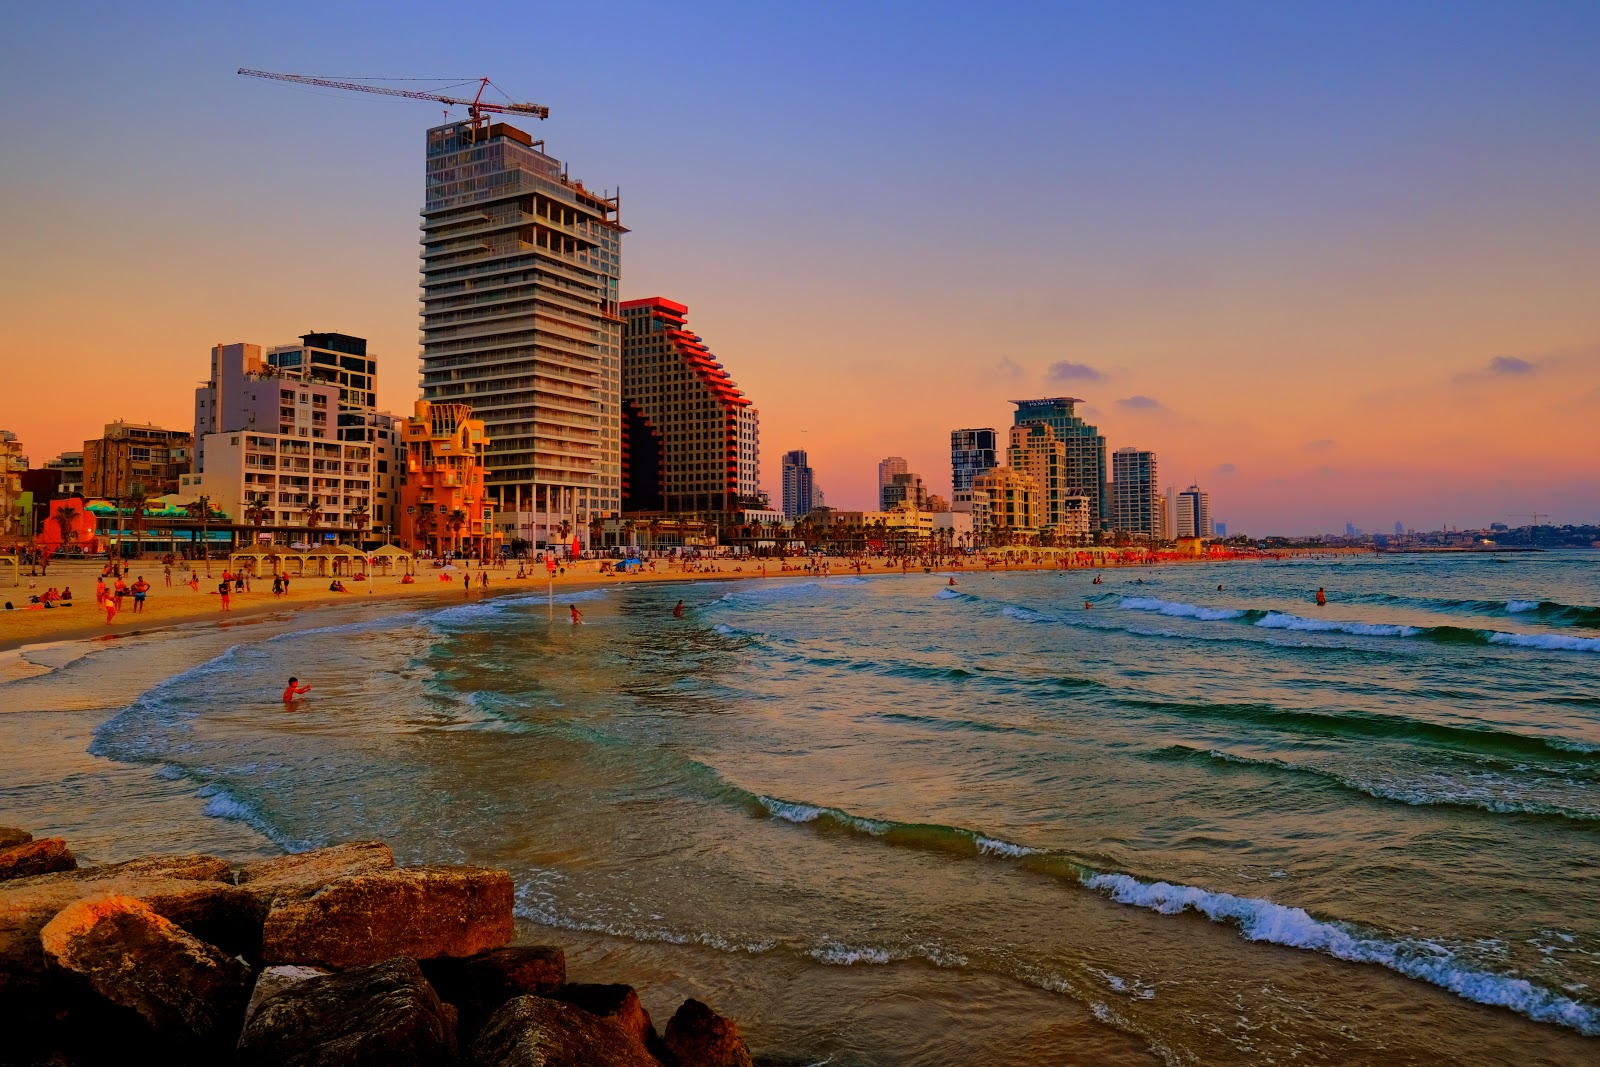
[0, 549, 1352, 656]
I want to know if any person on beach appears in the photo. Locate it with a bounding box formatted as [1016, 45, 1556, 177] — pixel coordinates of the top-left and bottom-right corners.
[570, 604, 583, 625]
[282, 677, 311, 703]
[218, 579, 231, 611]
[132, 577, 149, 613]
[673, 599, 685, 618]
[1085, 600, 1093, 610]
[1316, 587, 1327, 606]
[101, 591, 118, 624]
[113, 577, 127, 611]
[480, 572, 489, 590]
[164, 565, 172, 587]
[948, 577, 957, 586]
[188, 574, 200, 593]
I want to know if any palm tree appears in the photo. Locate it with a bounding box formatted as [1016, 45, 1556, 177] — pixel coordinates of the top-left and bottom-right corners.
[417, 506, 438, 556]
[244, 492, 271, 548]
[52, 505, 79, 549]
[301, 500, 324, 548]
[448, 508, 469, 557]
[185, 495, 214, 576]
[348, 502, 370, 550]
[556, 518, 573, 555]
[125, 483, 150, 559]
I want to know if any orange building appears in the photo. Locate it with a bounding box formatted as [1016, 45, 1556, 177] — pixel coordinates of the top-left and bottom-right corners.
[400, 400, 492, 557]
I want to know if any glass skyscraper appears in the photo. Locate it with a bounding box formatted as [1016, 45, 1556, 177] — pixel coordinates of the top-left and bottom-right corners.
[1010, 398, 1108, 531]
[949, 428, 997, 512]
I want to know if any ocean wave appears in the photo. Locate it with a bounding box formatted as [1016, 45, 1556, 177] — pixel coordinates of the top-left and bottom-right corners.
[1118, 597, 1250, 621]
[1000, 604, 1052, 624]
[933, 587, 971, 600]
[1256, 612, 1421, 637]
[1155, 745, 1600, 823]
[1487, 631, 1600, 653]
[194, 783, 312, 851]
[1119, 696, 1600, 763]
[1082, 873, 1600, 1035]
[748, 788, 1600, 1034]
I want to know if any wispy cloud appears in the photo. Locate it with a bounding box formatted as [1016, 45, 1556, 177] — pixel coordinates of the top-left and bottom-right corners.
[1116, 395, 1164, 411]
[1489, 355, 1535, 376]
[1215, 462, 1238, 476]
[994, 357, 1025, 382]
[1045, 360, 1104, 382]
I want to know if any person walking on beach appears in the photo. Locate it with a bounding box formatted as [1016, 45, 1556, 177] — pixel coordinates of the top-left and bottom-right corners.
[282, 677, 311, 703]
[188, 574, 200, 593]
[1315, 587, 1327, 607]
[164, 564, 172, 588]
[218, 579, 231, 611]
[570, 604, 583, 625]
[100, 589, 118, 625]
[131, 577, 150, 613]
[480, 571, 489, 591]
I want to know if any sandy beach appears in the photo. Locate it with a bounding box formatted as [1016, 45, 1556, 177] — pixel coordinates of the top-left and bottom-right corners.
[0, 547, 1366, 654]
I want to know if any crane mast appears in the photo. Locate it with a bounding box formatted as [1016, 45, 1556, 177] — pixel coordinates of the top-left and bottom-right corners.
[236, 69, 549, 128]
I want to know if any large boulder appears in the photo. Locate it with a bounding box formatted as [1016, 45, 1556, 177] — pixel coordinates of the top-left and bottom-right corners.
[549, 983, 657, 1052]
[235, 842, 395, 907]
[422, 945, 565, 1040]
[0, 838, 76, 881]
[1, 870, 258, 993]
[261, 866, 513, 969]
[243, 964, 329, 1026]
[0, 826, 31, 849]
[236, 955, 458, 1067]
[470, 995, 659, 1067]
[39, 894, 252, 1046]
[663, 998, 753, 1067]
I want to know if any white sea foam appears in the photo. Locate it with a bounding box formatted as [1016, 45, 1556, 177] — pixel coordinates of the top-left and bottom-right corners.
[758, 795, 892, 835]
[810, 943, 892, 966]
[976, 835, 1043, 857]
[1255, 612, 1420, 637]
[934, 588, 965, 600]
[1487, 631, 1600, 654]
[1119, 596, 1246, 621]
[1000, 605, 1051, 624]
[1082, 872, 1600, 1034]
[1506, 600, 1541, 613]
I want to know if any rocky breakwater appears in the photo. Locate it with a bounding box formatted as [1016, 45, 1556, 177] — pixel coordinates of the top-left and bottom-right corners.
[0, 828, 753, 1067]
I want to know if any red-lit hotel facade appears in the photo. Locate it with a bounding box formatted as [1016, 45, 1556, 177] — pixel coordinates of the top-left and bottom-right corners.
[620, 298, 759, 517]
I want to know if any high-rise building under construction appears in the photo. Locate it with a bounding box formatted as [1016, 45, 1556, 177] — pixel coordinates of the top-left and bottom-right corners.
[419, 120, 624, 541]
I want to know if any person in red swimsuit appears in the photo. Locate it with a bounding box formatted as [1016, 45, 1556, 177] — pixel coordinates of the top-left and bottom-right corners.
[282, 677, 312, 703]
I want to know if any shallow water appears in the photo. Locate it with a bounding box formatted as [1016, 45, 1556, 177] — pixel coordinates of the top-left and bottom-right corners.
[3, 553, 1598, 1064]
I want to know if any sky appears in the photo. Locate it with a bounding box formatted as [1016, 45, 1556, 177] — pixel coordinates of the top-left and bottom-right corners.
[2, 1, 1597, 535]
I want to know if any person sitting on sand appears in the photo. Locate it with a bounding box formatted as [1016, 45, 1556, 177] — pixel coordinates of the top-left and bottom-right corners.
[329, 580, 346, 592]
[400, 573, 415, 584]
[60, 586, 72, 601]
[282, 676, 311, 703]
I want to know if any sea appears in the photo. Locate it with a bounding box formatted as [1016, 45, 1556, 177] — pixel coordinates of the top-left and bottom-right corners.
[2, 551, 1598, 1065]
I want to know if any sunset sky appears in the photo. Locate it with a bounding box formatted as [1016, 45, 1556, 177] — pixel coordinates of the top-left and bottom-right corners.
[3, 2, 1597, 534]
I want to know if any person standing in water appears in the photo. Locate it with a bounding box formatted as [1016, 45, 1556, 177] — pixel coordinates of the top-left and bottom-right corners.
[282, 677, 311, 703]
[672, 599, 685, 618]
[1316, 587, 1327, 607]
[570, 604, 584, 625]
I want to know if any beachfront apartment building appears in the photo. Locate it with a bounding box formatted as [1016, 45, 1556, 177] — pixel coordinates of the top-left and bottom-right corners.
[400, 400, 490, 557]
[1111, 448, 1164, 540]
[45, 452, 83, 497]
[950, 428, 997, 513]
[619, 298, 758, 522]
[881, 470, 928, 512]
[82, 422, 192, 500]
[420, 119, 624, 549]
[186, 341, 375, 539]
[267, 332, 378, 418]
[0, 431, 26, 536]
[971, 466, 1039, 544]
[1007, 423, 1092, 544]
[1011, 398, 1107, 532]
[1175, 484, 1213, 539]
[782, 450, 816, 520]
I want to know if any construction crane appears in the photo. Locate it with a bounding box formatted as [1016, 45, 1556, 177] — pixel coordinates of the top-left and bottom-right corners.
[237, 69, 549, 129]
[1511, 512, 1551, 526]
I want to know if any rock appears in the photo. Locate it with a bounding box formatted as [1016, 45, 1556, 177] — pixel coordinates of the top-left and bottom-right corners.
[550, 983, 657, 1051]
[235, 841, 395, 906]
[5, 851, 233, 889]
[0, 838, 77, 881]
[39, 894, 252, 1046]
[243, 964, 329, 1026]
[236, 955, 458, 1067]
[470, 995, 659, 1067]
[1, 871, 258, 994]
[664, 998, 753, 1067]
[0, 826, 31, 849]
[422, 945, 565, 1039]
[261, 866, 514, 969]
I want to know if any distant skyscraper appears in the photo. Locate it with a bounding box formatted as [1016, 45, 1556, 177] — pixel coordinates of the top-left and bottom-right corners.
[950, 428, 997, 513]
[1394, 521, 1405, 537]
[1215, 521, 1227, 537]
[620, 298, 756, 517]
[878, 456, 908, 508]
[1008, 423, 1089, 541]
[1110, 448, 1163, 539]
[1345, 521, 1358, 538]
[782, 449, 816, 520]
[1175, 485, 1213, 538]
[420, 119, 623, 526]
[1011, 398, 1108, 531]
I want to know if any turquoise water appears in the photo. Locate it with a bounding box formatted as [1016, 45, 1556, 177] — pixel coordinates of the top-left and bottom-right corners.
[7, 552, 1600, 1064]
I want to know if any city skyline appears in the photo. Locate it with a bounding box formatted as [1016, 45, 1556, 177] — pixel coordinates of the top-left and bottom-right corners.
[3, 3, 1598, 534]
